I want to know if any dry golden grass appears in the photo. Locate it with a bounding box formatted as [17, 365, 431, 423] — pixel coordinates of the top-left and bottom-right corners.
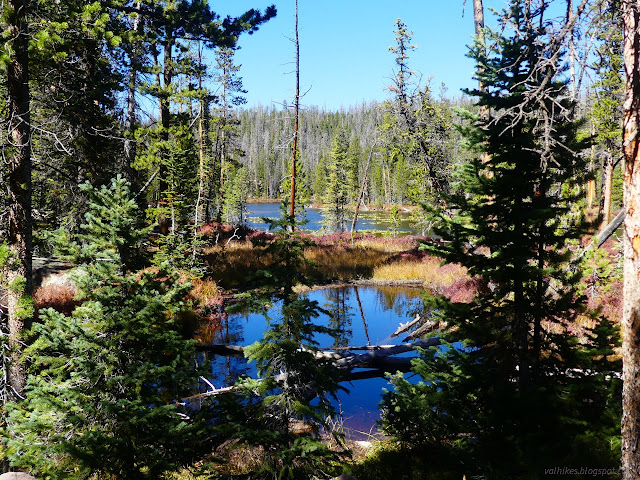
[351, 236, 418, 253]
[201, 235, 468, 290]
[187, 277, 220, 306]
[203, 241, 274, 288]
[303, 245, 393, 282]
[372, 256, 467, 289]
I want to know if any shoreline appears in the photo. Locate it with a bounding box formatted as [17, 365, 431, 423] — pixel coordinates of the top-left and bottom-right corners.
[246, 198, 422, 213]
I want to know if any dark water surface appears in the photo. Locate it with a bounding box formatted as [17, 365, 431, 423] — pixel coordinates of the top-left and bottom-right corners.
[245, 201, 422, 236]
[205, 285, 428, 439]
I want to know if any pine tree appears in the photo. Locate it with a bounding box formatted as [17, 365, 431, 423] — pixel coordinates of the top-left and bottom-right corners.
[229, 204, 345, 479]
[6, 177, 213, 479]
[590, 0, 624, 229]
[381, 2, 620, 476]
[322, 130, 350, 232]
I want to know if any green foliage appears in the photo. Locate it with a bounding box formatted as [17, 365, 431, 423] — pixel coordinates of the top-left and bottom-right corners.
[322, 131, 351, 232]
[222, 165, 250, 226]
[6, 177, 213, 479]
[229, 202, 346, 479]
[381, 3, 620, 477]
[381, 19, 455, 204]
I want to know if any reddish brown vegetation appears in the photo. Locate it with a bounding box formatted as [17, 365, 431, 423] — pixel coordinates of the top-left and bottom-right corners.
[33, 282, 79, 316]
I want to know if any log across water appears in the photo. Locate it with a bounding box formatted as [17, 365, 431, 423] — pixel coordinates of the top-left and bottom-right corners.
[192, 337, 441, 398]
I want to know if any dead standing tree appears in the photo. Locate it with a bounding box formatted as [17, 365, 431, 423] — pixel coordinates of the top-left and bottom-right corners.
[289, 0, 300, 221]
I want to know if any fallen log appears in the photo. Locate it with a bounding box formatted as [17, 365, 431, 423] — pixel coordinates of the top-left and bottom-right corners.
[391, 314, 421, 338]
[186, 339, 439, 400]
[317, 338, 441, 368]
[596, 209, 624, 247]
[402, 320, 439, 342]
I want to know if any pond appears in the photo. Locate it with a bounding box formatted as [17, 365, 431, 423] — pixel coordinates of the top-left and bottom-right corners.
[202, 285, 429, 440]
[245, 201, 424, 236]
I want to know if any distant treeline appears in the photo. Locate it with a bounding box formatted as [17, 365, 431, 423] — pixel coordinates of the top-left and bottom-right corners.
[234, 96, 473, 207]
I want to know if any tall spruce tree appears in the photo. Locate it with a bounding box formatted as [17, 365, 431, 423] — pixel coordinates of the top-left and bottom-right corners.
[322, 130, 351, 232]
[6, 177, 214, 479]
[381, 2, 620, 477]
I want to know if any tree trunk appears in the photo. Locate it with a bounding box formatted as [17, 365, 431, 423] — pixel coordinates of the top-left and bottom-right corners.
[5, 0, 33, 399]
[601, 151, 615, 231]
[289, 0, 300, 220]
[621, 1, 640, 477]
[123, 2, 141, 190]
[157, 32, 173, 232]
[351, 140, 376, 238]
[588, 117, 597, 209]
[473, 0, 487, 105]
[567, 0, 577, 99]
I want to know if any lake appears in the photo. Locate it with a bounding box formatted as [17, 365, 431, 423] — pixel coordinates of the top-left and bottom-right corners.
[202, 285, 429, 440]
[245, 201, 424, 236]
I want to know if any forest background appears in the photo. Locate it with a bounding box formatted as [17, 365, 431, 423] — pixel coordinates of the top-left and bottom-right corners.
[0, 0, 637, 479]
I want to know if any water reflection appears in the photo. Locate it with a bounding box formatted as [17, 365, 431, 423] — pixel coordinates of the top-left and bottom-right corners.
[322, 288, 354, 348]
[199, 285, 430, 439]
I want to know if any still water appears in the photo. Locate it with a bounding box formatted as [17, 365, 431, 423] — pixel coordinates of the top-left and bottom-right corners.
[245, 202, 422, 235]
[204, 285, 429, 439]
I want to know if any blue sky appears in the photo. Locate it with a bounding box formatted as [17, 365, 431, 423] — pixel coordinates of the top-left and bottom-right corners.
[221, 0, 511, 110]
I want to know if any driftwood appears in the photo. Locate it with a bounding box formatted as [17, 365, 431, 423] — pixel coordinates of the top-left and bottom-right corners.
[316, 338, 441, 368]
[402, 319, 440, 342]
[391, 314, 421, 338]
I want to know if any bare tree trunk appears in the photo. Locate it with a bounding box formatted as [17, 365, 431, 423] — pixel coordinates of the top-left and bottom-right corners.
[218, 70, 227, 219]
[567, 0, 577, 99]
[124, 2, 141, 188]
[601, 152, 614, 231]
[473, 0, 492, 173]
[196, 42, 205, 228]
[156, 32, 173, 234]
[621, 1, 640, 477]
[289, 0, 300, 220]
[5, 0, 33, 399]
[588, 115, 596, 209]
[351, 140, 376, 238]
[473, 0, 487, 114]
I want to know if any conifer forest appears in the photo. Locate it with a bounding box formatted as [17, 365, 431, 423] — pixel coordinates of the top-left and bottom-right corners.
[4, 0, 640, 479]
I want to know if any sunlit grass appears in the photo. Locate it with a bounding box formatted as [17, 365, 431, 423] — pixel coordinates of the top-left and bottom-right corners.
[303, 245, 393, 282]
[372, 256, 469, 291]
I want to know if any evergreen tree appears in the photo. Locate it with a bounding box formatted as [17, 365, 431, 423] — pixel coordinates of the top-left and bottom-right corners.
[590, 0, 624, 228]
[6, 177, 214, 479]
[381, 3, 620, 477]
[322, 130, 351, 232]
[229, 203, 346, 479]
[381, 19, 454, 204]
[221, 165, 250, 226]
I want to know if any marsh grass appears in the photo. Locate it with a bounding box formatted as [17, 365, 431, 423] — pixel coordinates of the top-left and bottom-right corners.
[303, 245, 393, 282]
[203, 241, 273, 288]
[202, 234, 472, 291]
